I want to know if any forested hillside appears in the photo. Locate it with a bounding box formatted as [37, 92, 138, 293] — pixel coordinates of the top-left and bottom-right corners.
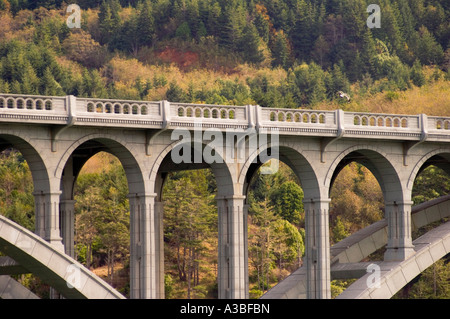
[0, 0, 449, 299]
[0, 0, 448, 113]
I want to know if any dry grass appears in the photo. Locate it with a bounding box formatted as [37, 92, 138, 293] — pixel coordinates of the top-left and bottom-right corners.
[316, 77, 450, 116]
[79, 152, 121, 174]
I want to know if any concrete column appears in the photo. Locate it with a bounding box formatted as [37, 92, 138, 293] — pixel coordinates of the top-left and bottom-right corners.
[60, 199, 76, 257]
[217, 195, 248, 299]
[129, 193, 163, 299]
[155, 200, 165, 299]
[60, 156, 76, 257]
[304, 198, 331, 299]
[34, 191, 64, 250]
[384, 200, 415, 261]
[34, 191, 45, 239]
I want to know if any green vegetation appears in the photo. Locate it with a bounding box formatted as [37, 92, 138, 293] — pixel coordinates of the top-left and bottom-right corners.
[0, 0, 449, 299]
[0, 0, 448, 113]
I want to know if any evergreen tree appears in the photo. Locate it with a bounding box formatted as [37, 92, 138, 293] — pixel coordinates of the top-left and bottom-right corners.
[272, 30, 290, 69]
[413, 26, 444, 65]
[219, 0, 246, 50]
[41, 67, 63, 96]
[269, 181, 304, 225]
[98, 0, 122, 45]
[137, 0, 155, 46]
[240, 23, 264, 65]
[410, 59, 426, 87]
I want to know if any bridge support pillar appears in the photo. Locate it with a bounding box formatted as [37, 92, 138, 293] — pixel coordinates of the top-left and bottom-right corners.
[384, 200, 415, 261]
[217, 195, 248, 299]
[34, 191, 64, 250]
[304, 198, 331, 299]
[60, 199, 76, 257]
[129, 193, 164, 299]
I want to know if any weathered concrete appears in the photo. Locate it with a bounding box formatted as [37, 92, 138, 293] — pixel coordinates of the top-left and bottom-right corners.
[0, 214, 125, 299]
[0, 275, 39, 299]
[0, 93, 449, 299]
[337, 219, 450, 299]
[262, 195, 450, 299]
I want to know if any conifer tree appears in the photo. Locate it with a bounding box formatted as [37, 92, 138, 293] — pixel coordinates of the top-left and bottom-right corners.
[240, 23, 264, 65]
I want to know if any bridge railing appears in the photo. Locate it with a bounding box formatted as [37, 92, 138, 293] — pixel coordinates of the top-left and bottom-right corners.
[0, 93, 449, 141]
[0, 93, 69, 124]
[170, 102, 249, 128]
[75, 97, 163, 128]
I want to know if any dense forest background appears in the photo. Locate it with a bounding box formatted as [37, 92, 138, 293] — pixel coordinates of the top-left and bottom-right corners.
[0, 0, 449, 299]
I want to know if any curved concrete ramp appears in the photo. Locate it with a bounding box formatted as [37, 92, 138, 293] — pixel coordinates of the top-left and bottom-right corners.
[261, 195, 450, 299]
[0, 275, 39, 299]
[337, 220, 450, 299]
[0, 214, 125, 299]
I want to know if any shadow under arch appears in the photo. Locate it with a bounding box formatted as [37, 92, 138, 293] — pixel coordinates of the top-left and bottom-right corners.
[239, 142, 331, 298]
[325, 147, 403, 203]
[56, 135, 148, 299]
[0, 134, 50, 194]
[326, 146, 416, 262]
[149, 139, 236, 198]
[56, 135, 146, 196]
[148, 139, 242, 299]
[407, 149, 450, 192]
[239, 143, 322, 201]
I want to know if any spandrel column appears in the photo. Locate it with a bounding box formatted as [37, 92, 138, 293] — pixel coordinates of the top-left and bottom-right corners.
[217, 195, 248, 299]
[129, 193, 162, 299]
[34, 191, 64, 250]
[304, 198, 331, 299]
[384, 200, 415, 261]
[60, 199, 76, 257]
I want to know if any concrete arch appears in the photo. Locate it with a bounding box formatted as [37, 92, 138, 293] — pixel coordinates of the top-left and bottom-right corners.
[0, 133, 51, 193]
[337, 219, 450, 299]
[406, 148, 450, 191]
[55, 133, 147, 195]
[148, 139, 237, 197]
[325, 145, 404, 202]
[238, 141, 322, 200]
[0, 214, 125, 299]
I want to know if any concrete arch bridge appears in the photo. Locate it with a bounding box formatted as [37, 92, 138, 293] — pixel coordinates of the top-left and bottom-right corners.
[0, 93, 449, 299]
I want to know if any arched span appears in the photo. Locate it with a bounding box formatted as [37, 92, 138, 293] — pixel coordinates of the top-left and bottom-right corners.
[238, 142, 322, 200]
[407, 148, 450, 191]
[55, 134, 147, 195]
[0, 214, 125, 299]
[337, 219, 450, 299]
[0, 134, 50, 193]
[149, 139, 237, 197]
[325, 145, 404, 202]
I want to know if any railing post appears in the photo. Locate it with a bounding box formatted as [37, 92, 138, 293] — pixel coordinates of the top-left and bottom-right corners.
[336, 109, 345, 138]
[67, 95, 77, 125]
[162, 100, 171, 129]
[420, 113, 428, 142]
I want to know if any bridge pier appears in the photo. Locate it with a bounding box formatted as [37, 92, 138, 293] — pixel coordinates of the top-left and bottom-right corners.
[304, 198, 331, 299]
[34, 191, 64, 251]
[60, 199, 76, 257]
[217, 195, 248, 299]
[384, 200, 415, 261]
[129, 193, 164, 299]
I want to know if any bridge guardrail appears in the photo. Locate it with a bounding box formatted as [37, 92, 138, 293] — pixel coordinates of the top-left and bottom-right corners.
[0, 93, 449, 141]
